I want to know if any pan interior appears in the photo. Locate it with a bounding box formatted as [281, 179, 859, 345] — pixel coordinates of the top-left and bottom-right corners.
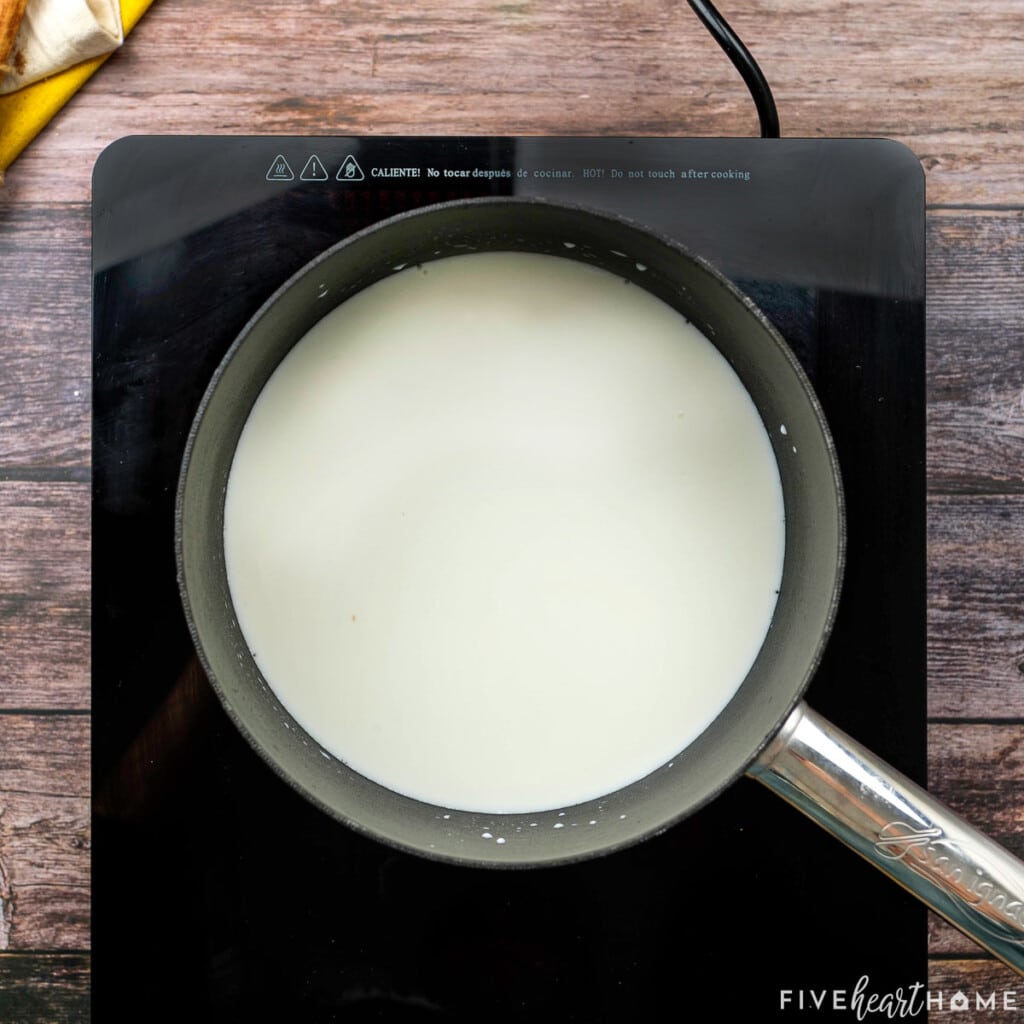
[176, 198, 844, 866]
[221, 249, 786, 816]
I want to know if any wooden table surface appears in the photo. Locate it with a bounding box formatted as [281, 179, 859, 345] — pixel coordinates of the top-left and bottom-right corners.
[1, 1, 1022, 1019]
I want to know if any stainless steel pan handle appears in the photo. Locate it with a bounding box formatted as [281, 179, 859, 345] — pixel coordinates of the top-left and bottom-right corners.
[749, 702, 1024, 975]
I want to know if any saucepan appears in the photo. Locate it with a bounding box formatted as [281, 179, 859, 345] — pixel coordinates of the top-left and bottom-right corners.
[175, 197, 1024, 973]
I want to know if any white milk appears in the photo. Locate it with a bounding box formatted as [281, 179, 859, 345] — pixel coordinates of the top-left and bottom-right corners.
[224, 251, 785, 813]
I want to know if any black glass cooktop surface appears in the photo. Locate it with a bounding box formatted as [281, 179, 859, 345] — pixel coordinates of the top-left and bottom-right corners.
[92, 136, 926, 1021]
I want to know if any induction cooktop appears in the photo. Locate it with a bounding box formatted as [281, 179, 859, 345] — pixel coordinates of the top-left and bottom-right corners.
[92, 136, 926, 1020]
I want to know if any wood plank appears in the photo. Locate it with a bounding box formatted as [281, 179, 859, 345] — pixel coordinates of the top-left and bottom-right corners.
[0, 483, 89, 710]
[0, 953, 90, 1023]
[927, 496, 1024, 718]
[928, 960, 1024, 1020]
[927, 723, 1024, 960]
[927, 210, 1024, 496]
[0, 0, 1021, 206]
[0, 716, 90, 950]
[0, 203, 91, 469]
[929, 911, 980, 958]
[927, 724, 1024, 854]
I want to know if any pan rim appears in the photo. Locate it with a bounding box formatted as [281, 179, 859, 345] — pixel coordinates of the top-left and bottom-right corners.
[174, 194, 847, 868]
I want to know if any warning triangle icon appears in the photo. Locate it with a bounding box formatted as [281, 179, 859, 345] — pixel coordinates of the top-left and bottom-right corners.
[336, 155, 365, 182]
[266, 154, 294, 181]
[300, 154, 329, 181]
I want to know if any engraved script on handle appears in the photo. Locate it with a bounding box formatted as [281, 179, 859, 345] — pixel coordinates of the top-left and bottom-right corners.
[750, 703, 1024, 975]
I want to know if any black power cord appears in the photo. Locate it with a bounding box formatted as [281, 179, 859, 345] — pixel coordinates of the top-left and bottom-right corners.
[686, 0, 781, 138]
